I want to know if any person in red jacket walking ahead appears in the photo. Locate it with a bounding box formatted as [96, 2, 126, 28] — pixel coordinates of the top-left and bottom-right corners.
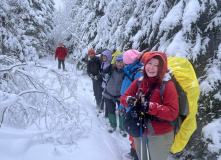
[120, 51, 179, 160]
[55, 42, 68, 71]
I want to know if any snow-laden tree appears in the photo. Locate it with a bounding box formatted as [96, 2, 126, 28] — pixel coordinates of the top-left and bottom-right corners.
[0, 55, 90, 145]
[53, 0, 221, 159]
[0, 0, 54, 61]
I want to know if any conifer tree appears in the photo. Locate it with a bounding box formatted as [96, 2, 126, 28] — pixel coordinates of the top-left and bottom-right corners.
[0, 0, 54, 61]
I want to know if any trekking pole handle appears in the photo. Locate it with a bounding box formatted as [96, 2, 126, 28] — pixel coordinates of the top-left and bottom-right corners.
[134, 88, 143, 106]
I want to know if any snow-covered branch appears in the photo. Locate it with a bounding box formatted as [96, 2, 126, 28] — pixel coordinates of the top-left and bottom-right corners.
[0, 60, 88, 145]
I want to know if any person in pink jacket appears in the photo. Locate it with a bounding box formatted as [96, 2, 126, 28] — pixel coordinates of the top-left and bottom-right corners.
[55, 42, 68, 71]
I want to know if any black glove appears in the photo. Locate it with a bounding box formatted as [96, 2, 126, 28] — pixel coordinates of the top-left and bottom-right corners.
[136, 100, 149, 112]
[126, 96, 137, 108]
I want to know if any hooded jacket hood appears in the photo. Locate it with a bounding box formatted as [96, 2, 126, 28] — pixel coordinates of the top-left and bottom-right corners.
[141, 51, 167, 78]
[101, 50, 112, 64]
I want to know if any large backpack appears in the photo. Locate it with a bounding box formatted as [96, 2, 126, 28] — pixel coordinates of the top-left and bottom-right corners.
[168, 57, 200, 153]
[137, 57, 200, 153]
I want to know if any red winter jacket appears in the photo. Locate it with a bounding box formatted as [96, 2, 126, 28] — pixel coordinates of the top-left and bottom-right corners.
[120, 52, 179, 135]
[55, 47, 67, 60]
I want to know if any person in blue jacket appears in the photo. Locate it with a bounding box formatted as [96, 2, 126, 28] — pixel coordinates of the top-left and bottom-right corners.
[119, 49, 143, 160]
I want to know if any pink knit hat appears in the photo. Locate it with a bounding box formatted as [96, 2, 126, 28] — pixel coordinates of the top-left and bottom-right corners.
[123, 50, 142, 65]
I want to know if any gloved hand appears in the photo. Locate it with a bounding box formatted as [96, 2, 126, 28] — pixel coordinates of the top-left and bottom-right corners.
[94, 75, 98, 80]
[105, 74, 110, 80]
[119, 108, 126, 117]
[90, 74, 95, 79]
[136, 101, 149, 112]
[126, 96, 137, 108]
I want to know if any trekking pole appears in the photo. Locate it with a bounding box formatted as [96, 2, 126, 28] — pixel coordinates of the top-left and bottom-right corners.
[141, 95, 150, 160]
[140, 113, 143, 160]
[136, 88, 144, 160]
[143, 113, 150, 160]
[97, 95, 104, 117]
[146, 130, 150, 160]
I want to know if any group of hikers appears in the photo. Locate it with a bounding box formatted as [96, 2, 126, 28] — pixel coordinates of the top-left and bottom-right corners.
[54, 42, 199, 160]
[86, 48, 179, 160]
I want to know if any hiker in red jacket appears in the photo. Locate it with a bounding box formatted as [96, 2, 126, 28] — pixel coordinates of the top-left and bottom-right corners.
[120, 51, 179, 160]
[55, 42, 68, 71]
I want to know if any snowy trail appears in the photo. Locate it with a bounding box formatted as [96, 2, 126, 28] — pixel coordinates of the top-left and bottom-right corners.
[74, 66, 132, 160]
[0, 60, 132, 160]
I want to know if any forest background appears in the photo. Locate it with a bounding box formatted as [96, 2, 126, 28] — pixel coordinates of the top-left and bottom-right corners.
[0, 0, 220, 159]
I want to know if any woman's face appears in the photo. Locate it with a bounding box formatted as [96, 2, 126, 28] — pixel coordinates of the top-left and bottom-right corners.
[116, 61, 124, 69]
[145, 58, 159, 77]
[102, 55, 107, 62]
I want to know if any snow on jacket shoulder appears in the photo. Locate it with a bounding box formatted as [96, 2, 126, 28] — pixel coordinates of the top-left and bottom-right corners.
[55, 47, 67, 60]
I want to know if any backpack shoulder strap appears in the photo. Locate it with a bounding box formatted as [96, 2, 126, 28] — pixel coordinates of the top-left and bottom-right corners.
[160, 81, 169, 101]
[137, 76, 143, 88]
[124, 74, 133, 82]
[132, 68, 142, 81]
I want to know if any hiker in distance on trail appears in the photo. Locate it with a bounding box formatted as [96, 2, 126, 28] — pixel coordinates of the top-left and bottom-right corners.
[120, 51, 179, 160]
[55, 42, 68, 71]
[87, 49, 103, 108]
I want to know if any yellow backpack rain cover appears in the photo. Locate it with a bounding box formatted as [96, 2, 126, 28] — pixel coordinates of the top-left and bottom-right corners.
[168, 57, 200, 153]
[111, 50, 123, 64]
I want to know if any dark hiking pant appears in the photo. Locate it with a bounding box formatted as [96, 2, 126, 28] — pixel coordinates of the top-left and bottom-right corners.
[58, 59, 65, 70]
[105, 98, 120, 114]
[105, 98, 122, 129]
[92, 78, 103, 106]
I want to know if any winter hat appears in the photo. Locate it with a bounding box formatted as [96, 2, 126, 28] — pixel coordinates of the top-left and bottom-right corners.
[88, 49, 96, 55]
[115, 54, 123, 61]
[111, 51, 123, 64]
[123, 50, 142, 65]
[141, 51, 165, 65]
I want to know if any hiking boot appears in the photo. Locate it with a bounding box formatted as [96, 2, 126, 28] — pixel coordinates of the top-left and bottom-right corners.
[108, 127, 116, 133]
[130, 147, 139, 160]
[120, 131, 127, 137]
[105, 111, 108, 118]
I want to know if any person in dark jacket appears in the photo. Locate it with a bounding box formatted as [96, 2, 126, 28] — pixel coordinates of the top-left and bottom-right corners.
[102, 54, 125, 133]
[120, 51, 179, 160]
[55, 42, 68, 71]
[87, 49, 103, 108]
